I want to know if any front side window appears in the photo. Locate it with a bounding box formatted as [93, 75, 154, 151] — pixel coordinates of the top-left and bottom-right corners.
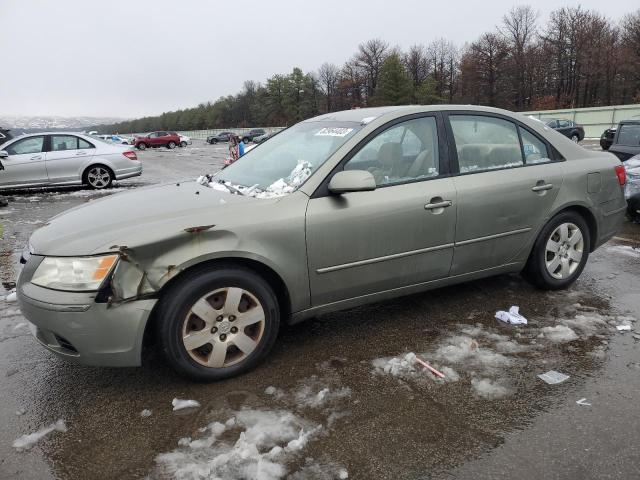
[618, 124, 640, 146]
[450, 115, 523, 173]
[214, 121, 362, 196]
[344, 116, 439, 186]
[520, 128, 550, 164]
[6, 136, 44, 155]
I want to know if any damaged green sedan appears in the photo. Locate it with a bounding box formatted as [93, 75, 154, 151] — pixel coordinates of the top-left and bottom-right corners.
[17, 105, 627, 381]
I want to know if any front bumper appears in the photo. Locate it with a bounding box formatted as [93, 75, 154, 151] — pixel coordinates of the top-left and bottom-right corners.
[17, 257, 156, 367]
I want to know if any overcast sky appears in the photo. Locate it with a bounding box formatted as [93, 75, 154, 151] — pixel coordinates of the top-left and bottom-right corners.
[1, 0, 637, 119]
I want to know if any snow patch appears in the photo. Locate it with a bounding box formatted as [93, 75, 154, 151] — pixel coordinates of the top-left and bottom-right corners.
[172, 398, 201, 411]
[13, 420, 67, 451]
[471, 378, 510, 399]
[294, 386, 351, 409]
[541, 325, 578, 343]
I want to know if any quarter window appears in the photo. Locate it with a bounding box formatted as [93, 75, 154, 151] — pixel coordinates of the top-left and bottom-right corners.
[450, 115, 523, 173]
[6, 136, 44, 155]
[519, 128, 550, 164]
[344, 116, 439, 186]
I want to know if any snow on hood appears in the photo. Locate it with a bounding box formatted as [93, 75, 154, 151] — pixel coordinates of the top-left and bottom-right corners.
[197, 160, 313, 199]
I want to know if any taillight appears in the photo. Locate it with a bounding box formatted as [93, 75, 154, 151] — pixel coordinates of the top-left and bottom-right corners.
[123, 151, 137, 161]
[614, 164, 626, 185]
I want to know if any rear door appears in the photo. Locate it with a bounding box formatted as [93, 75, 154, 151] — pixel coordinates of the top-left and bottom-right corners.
[306, 114, 457, 306]
[44, 135, 95, 184]
[0, 136, 47, 187]
[445, 112, 564, 275]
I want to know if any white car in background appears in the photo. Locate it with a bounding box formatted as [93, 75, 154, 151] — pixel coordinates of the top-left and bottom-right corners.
[0, 132, 142, 190]
[179, 135, 192, 147]
[96, 134, 133, 145]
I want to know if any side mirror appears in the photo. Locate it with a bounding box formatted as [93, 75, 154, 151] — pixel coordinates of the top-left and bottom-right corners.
[328, 170, 376, 194]
[0, 150, 8, 159]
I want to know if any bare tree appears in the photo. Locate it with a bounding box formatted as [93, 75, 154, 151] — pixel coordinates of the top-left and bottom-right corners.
[318, 63, 339, 112]
[355, 38, 389, 102]
[403, 44, 428, 88]
[427, 39, 459, 102]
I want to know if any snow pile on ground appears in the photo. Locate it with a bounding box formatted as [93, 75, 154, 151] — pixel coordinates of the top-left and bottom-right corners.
[606, 245, 640, 258]
[141, 409, 152, 417]
[155, 410, 321, 480]
[294, 386, 351, 409]
[12, 420, 67, 451]
[371, 352, 460, 383]
[541, 325, 579, 343]
[471, 378, 510, 399]
[172, 398, 201, 411]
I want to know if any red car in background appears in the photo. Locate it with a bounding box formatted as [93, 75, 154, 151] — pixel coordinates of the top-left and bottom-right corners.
[134, 131, 180, 150]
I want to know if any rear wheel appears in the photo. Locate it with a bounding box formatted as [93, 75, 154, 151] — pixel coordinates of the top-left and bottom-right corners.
[523, 211, 590, 290]
[167, 141, 176, 149]
[243, 137, 250, 144]
[156, 267, 280, 381]
[84, 165, 113, 189]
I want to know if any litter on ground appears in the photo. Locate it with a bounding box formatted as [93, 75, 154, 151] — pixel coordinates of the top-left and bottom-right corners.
[5, 290, 17, 303]
[616, 325, 632, 331]
[538, 370, 570, 385]
[576, 398, 591, 406]
[495, 306, 528, 325]
[141, 409, 152, 417]
[172, 398, 201, 411]
[414, 355, 445, 378]
[12, 419, 67, 451]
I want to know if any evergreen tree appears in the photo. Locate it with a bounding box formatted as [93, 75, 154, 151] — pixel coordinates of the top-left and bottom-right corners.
[373, 54, 413, 106]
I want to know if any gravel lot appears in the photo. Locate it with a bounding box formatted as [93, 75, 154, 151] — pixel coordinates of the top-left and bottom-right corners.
[1, 139, 639, 480]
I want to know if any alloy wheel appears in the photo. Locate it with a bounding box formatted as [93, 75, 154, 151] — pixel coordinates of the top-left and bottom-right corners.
[182, 287, 265, 368]
[86, 167, 112, 189]
[545, 222, 583, 279]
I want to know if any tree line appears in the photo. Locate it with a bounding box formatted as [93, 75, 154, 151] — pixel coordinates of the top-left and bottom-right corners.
[96, 6, 640, 134]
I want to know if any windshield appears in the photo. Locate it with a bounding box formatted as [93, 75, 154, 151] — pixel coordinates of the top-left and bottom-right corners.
[208, 121, 362, 198]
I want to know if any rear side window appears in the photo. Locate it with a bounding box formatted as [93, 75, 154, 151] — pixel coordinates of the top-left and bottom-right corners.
[450, 115, 523, 173]
[618, 124, 640, 146]
[52, 135, 93, 151]
[6, 136, 44, 155]
[519, 128, 550, 164]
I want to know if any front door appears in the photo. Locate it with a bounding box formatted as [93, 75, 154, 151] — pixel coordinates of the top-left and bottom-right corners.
[446, 113, 564, 275]
[0, 136, 47, 187]
[45, 135, 96, 184]
[305, 115, 457, 306]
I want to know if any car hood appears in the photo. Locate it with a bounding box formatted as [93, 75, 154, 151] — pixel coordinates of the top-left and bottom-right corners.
[29, 182, 279, 256]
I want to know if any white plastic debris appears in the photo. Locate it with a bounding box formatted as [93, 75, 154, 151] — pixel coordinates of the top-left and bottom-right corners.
[172, 398, 201, 411]
[12, 419, 67, 450]
[5, 290, 17, 303]
[538, 370, 570, 385]
[141, 409, 152, 417]
[576, 398, 591, 406]
[616, 325, 632, 331]
[338, 469, 349, 479]
[495, 306, 528, 325]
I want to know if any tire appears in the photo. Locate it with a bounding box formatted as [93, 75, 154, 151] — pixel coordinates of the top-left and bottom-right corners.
[83, 165, 114, 189]
[522, 211, 590, 290]
[155, 266, 281, 381]
[571, 134, 579, 143]
[137, 143, 147, 150]
[212, 139, 218, 145]
[180, 141, 187, 147]
[242, 137, 250, 144]
[167, 141, 176, 149]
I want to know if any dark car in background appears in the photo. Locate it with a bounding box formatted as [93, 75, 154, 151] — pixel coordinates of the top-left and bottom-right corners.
[253, 131, 277, 144]
[608, 120, 640, 161]
[601, 115, 640, 150]
[543, 118, 585, 143]
[134, 131, 180, 150]
[241, 129, 266, 144]
[206, 131, 236, 144]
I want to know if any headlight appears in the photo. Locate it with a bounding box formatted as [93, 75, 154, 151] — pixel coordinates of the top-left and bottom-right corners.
[31, 254, 119, 291]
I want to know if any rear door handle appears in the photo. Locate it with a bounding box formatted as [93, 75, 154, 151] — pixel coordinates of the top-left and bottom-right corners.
[425, 200, 452, 210]
[75, 151, 87, 156]
[532, 183, 553, 192]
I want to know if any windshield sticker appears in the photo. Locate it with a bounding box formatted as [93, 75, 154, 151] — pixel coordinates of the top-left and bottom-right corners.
[315, 127, 354, 137]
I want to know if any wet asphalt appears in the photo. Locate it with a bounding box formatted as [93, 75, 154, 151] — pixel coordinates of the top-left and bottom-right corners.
[0, 140, 639, 480]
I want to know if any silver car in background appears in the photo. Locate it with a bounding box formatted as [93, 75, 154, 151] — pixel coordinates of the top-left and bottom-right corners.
[0, 132, 142, 190]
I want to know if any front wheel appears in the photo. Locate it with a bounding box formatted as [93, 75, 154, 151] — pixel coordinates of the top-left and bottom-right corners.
[84, 165, 113, 189]
[180, 141, 187, 147]
[242, 137, 250, 144]
[156, 267, 280, 381]
[571, 134, 579, 143]
[137, 143, 147, 150]
[522, 211, 590, 290]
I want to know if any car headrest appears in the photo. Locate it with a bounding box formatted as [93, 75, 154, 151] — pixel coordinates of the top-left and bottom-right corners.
[377, 142, 402, 168]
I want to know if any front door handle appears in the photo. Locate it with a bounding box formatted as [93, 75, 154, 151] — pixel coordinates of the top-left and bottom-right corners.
[30, 155, 42, 160]
[425, 200, 453, 210]
[532, 183, 553, 192]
